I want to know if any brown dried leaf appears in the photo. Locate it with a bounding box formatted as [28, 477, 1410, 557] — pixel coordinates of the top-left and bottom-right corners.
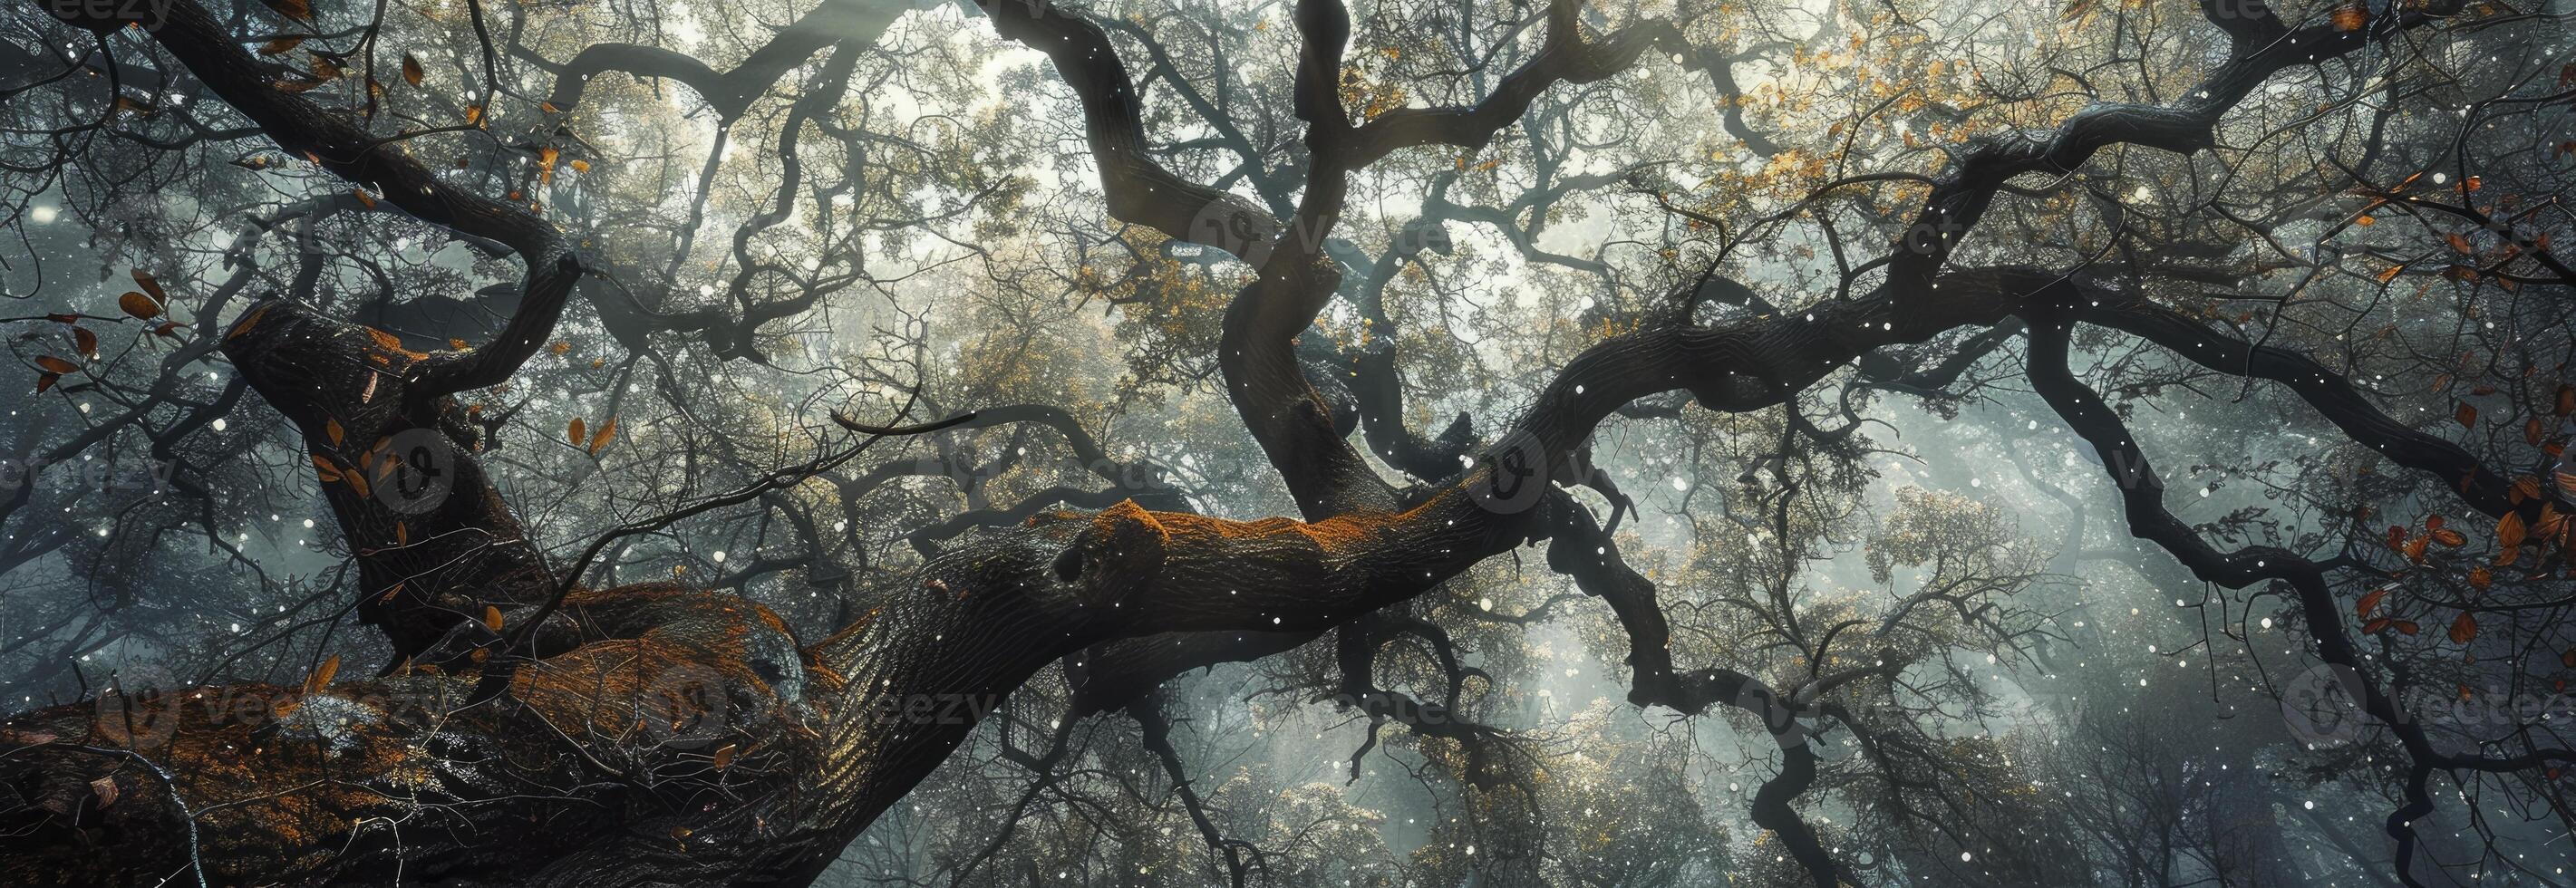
[130, 268, 169, 305]
[306, 652, 341, 694]
[2498, 511, 2528, 549]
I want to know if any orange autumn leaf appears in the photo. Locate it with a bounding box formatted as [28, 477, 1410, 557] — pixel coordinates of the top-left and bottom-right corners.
[2431, 527, 2466, 547]
[484, 605, 505, 632]
[33, 355, 78, 374]
[2405, 535, 2429, 564]
[2498, 511, 2527, 549]
[2357, 588, 2388, 620]
[2448, 612, 2477, 643]
[2454, 402, 2476, 429]
[305, 653, 341, 695]
[402, 53, 425, 87]
[568, 417, 587, 448]
[587, 418, 617, 456]
[131, 268, 169, 305]
[325, 417, 344, 447]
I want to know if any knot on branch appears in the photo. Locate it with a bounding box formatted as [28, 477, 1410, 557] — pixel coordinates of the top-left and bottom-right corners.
[1049, 499, 1170, 605]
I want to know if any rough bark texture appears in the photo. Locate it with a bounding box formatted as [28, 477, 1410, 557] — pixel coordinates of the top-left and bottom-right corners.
[6, 0, 2563, 885]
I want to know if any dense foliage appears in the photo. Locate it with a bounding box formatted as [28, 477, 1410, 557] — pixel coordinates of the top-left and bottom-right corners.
[2, 0, 2572, 884]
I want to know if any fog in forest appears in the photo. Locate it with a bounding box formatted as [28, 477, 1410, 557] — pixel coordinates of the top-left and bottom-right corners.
[2, 0, 2572, 884]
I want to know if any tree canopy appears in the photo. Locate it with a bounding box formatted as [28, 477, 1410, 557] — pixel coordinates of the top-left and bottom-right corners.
[1, 0, 2572, 884]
